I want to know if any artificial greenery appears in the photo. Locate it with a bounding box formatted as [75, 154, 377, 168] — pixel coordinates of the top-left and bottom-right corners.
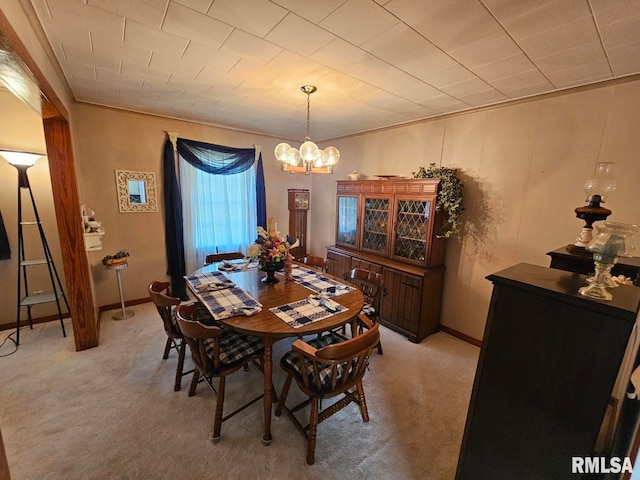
[412, 163, 464, 240]
[101, 250, 130, 265]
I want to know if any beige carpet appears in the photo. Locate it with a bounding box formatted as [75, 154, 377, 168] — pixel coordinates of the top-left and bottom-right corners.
[0, 302, 479, 480]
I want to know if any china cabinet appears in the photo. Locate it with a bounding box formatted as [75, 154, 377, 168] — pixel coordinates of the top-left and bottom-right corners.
[328, 179, 447, 342]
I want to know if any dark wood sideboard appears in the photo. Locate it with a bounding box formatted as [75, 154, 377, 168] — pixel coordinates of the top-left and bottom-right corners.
[455, 263, 640, 480]
[548, 245, 640, 285]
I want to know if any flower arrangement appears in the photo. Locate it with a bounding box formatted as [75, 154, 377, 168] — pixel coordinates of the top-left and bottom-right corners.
[247, 218, 298, 280]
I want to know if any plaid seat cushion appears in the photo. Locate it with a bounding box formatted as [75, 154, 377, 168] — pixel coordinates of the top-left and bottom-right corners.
[281, 331, 346, 391]
[204, 330, 264, 366]
[361, 302, 376, 316]
[170, 302, 220, 330]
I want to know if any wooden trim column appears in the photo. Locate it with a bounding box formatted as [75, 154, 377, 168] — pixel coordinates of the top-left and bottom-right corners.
[42, 113, 99, 350]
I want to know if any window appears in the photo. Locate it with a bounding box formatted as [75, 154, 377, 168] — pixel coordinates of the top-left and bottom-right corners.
[179, 156, 256, 272]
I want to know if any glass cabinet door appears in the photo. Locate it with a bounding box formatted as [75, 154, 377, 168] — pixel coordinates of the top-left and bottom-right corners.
[393, 198, 432, 263]
[336, 195, 359, 248]
[361, 196, 390, 255]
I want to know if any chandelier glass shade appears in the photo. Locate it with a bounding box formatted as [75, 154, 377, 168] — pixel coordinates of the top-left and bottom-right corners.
[274, 85, 340, 175]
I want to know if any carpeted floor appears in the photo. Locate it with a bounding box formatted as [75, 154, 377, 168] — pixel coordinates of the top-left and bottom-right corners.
[0, 302, 479, 480]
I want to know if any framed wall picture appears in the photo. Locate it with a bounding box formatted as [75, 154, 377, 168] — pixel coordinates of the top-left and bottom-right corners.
[115, 170, 158, 213]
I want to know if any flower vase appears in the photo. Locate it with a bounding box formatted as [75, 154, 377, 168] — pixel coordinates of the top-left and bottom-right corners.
[261, 261, 282, 284]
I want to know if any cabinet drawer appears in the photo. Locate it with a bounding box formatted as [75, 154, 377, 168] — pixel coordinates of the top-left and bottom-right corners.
[351, 258, 383, 274]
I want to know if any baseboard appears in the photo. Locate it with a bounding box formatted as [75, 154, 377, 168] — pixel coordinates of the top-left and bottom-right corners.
[0, 312, 71, 332]
[439, 324, 482, 347]
[0, 299, 152, 331]
[97, 297, 150, 313]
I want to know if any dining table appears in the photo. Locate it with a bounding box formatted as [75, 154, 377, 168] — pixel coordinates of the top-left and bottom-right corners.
[187, 260, 364, 445]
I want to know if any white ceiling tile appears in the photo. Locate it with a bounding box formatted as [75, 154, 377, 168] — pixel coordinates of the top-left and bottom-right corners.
[599, 15, 640, 49]
[471, 53, 537, 82]
[419, 63, 476, 89]
[589, 0, 640, 26]
[270, 0, 347, 24]
[121, 61, 171, 84]
[162, 1, 233, 50]
[26, 0, 640, 140]
[607, 39, 640, 76]
[95, 68, 143, 89]
[517, 17, 602, 59]
[172, 0, 212, 14]
[450, 33, 522, 69]
[265, 13, 335, 57]
[41, 0, 125, 37]
[545, 60, 613, 88]
[59, 60, 96, 79]
[386, 0, 503, 50]
[181, 43, 240, 72]
[87, 0, 169, 29]
[397, 45, 460, 79]
[490, 0, 592, 40]
[361, 22, 432, 63]
[457, 88, 508, 107]
[319, 0, 398, 46]
[490, 68, 553, 93]
[440, 76, 492, 98]
[207, 0, 287, 37]
[91, 31, 152, 66]
[62, 44, 121, 73]
[219, 30, 283, 65]
[534, 42, 609, 74]
[125, 19, 189, 59]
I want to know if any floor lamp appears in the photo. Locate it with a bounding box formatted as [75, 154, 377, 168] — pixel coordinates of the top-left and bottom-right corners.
[0, 150, 69, 346]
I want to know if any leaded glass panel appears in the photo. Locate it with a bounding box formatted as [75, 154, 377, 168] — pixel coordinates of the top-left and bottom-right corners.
[394, 199, 430, 262]
[362, 197, 389, 253]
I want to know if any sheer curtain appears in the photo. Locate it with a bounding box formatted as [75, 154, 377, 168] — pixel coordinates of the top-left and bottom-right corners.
[162, 137, 265, 299]
[179, 156, 256, 272]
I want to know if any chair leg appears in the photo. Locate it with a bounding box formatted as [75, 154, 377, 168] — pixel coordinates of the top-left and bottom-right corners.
[275, 374, 293, 417]
[376, 338, 383, 355]
[189, 370, 200, 397]
[162, 336, 172, 359]
[211, 376, 226, 444]
[306, 397, 319, 465]
[174, 340, 186, 392]
[356, 380, 370, 422]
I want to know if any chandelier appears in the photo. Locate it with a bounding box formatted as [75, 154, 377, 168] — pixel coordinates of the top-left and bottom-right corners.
[274, 85, 340, 175]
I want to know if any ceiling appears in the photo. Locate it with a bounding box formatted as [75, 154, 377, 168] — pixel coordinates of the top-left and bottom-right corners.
[26, 0, 640, 142]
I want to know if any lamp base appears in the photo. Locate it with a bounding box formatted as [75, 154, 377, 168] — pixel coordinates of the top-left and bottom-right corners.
[574, 227, 594, 248]
[578, 261, 615, 301]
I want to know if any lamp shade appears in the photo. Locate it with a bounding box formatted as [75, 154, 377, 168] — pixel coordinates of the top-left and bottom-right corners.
[0, 150, 44, 166]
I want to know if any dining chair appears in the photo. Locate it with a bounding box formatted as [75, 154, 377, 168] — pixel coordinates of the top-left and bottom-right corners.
[275, 314, 380, 465]
[344, 268, 384, 354]
[299, 255, 328, 272]
[204, 252, 245, 266]
[174, 303, 266, 443]
[148, 280, 196, 392]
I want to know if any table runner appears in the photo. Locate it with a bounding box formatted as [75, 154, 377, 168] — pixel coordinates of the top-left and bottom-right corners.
[269, 295, 347, 329]
[185, 272, 262, 320]
[285, 265, 355, 296]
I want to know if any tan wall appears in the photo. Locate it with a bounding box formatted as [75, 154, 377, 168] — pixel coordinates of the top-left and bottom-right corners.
[0, 90, 64, 328]
[309, 79, 640, 340]
[72, 104, 313, 308]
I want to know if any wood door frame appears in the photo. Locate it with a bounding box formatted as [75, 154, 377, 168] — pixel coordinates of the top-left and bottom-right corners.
[0, 10, 99, 350]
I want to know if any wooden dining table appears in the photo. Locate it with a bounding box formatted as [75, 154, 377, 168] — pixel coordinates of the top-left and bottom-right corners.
[190, 262, 364, 445]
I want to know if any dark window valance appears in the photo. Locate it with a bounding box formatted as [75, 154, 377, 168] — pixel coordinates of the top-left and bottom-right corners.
[177, 138, 255, 175]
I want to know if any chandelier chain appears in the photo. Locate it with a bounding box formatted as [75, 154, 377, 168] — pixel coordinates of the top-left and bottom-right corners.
[306, 92, 311, 141]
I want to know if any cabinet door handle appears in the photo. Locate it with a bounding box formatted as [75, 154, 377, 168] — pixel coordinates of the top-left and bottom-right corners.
[382, 287, 388, 296]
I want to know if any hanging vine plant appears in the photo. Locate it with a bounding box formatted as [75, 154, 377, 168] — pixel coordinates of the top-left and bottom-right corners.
[412, 163, 464, 240]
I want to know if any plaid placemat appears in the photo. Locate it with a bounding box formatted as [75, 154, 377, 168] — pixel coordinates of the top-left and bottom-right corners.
[218, 259, 259, 272]
[185, 271, 236, 292]
[270, 295, 347, 329]
[185, 273, 262, 321]
[286, 266, 355, 297]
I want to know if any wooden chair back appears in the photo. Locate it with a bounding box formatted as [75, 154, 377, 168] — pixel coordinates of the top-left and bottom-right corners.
[345, 268, 384, 316]
[175, 303, 224, 371]
[295, 316, 379, 395]
[148, 281, 181, 338]
[204, 252, 245, 266]
[299, 255, 328, 272]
